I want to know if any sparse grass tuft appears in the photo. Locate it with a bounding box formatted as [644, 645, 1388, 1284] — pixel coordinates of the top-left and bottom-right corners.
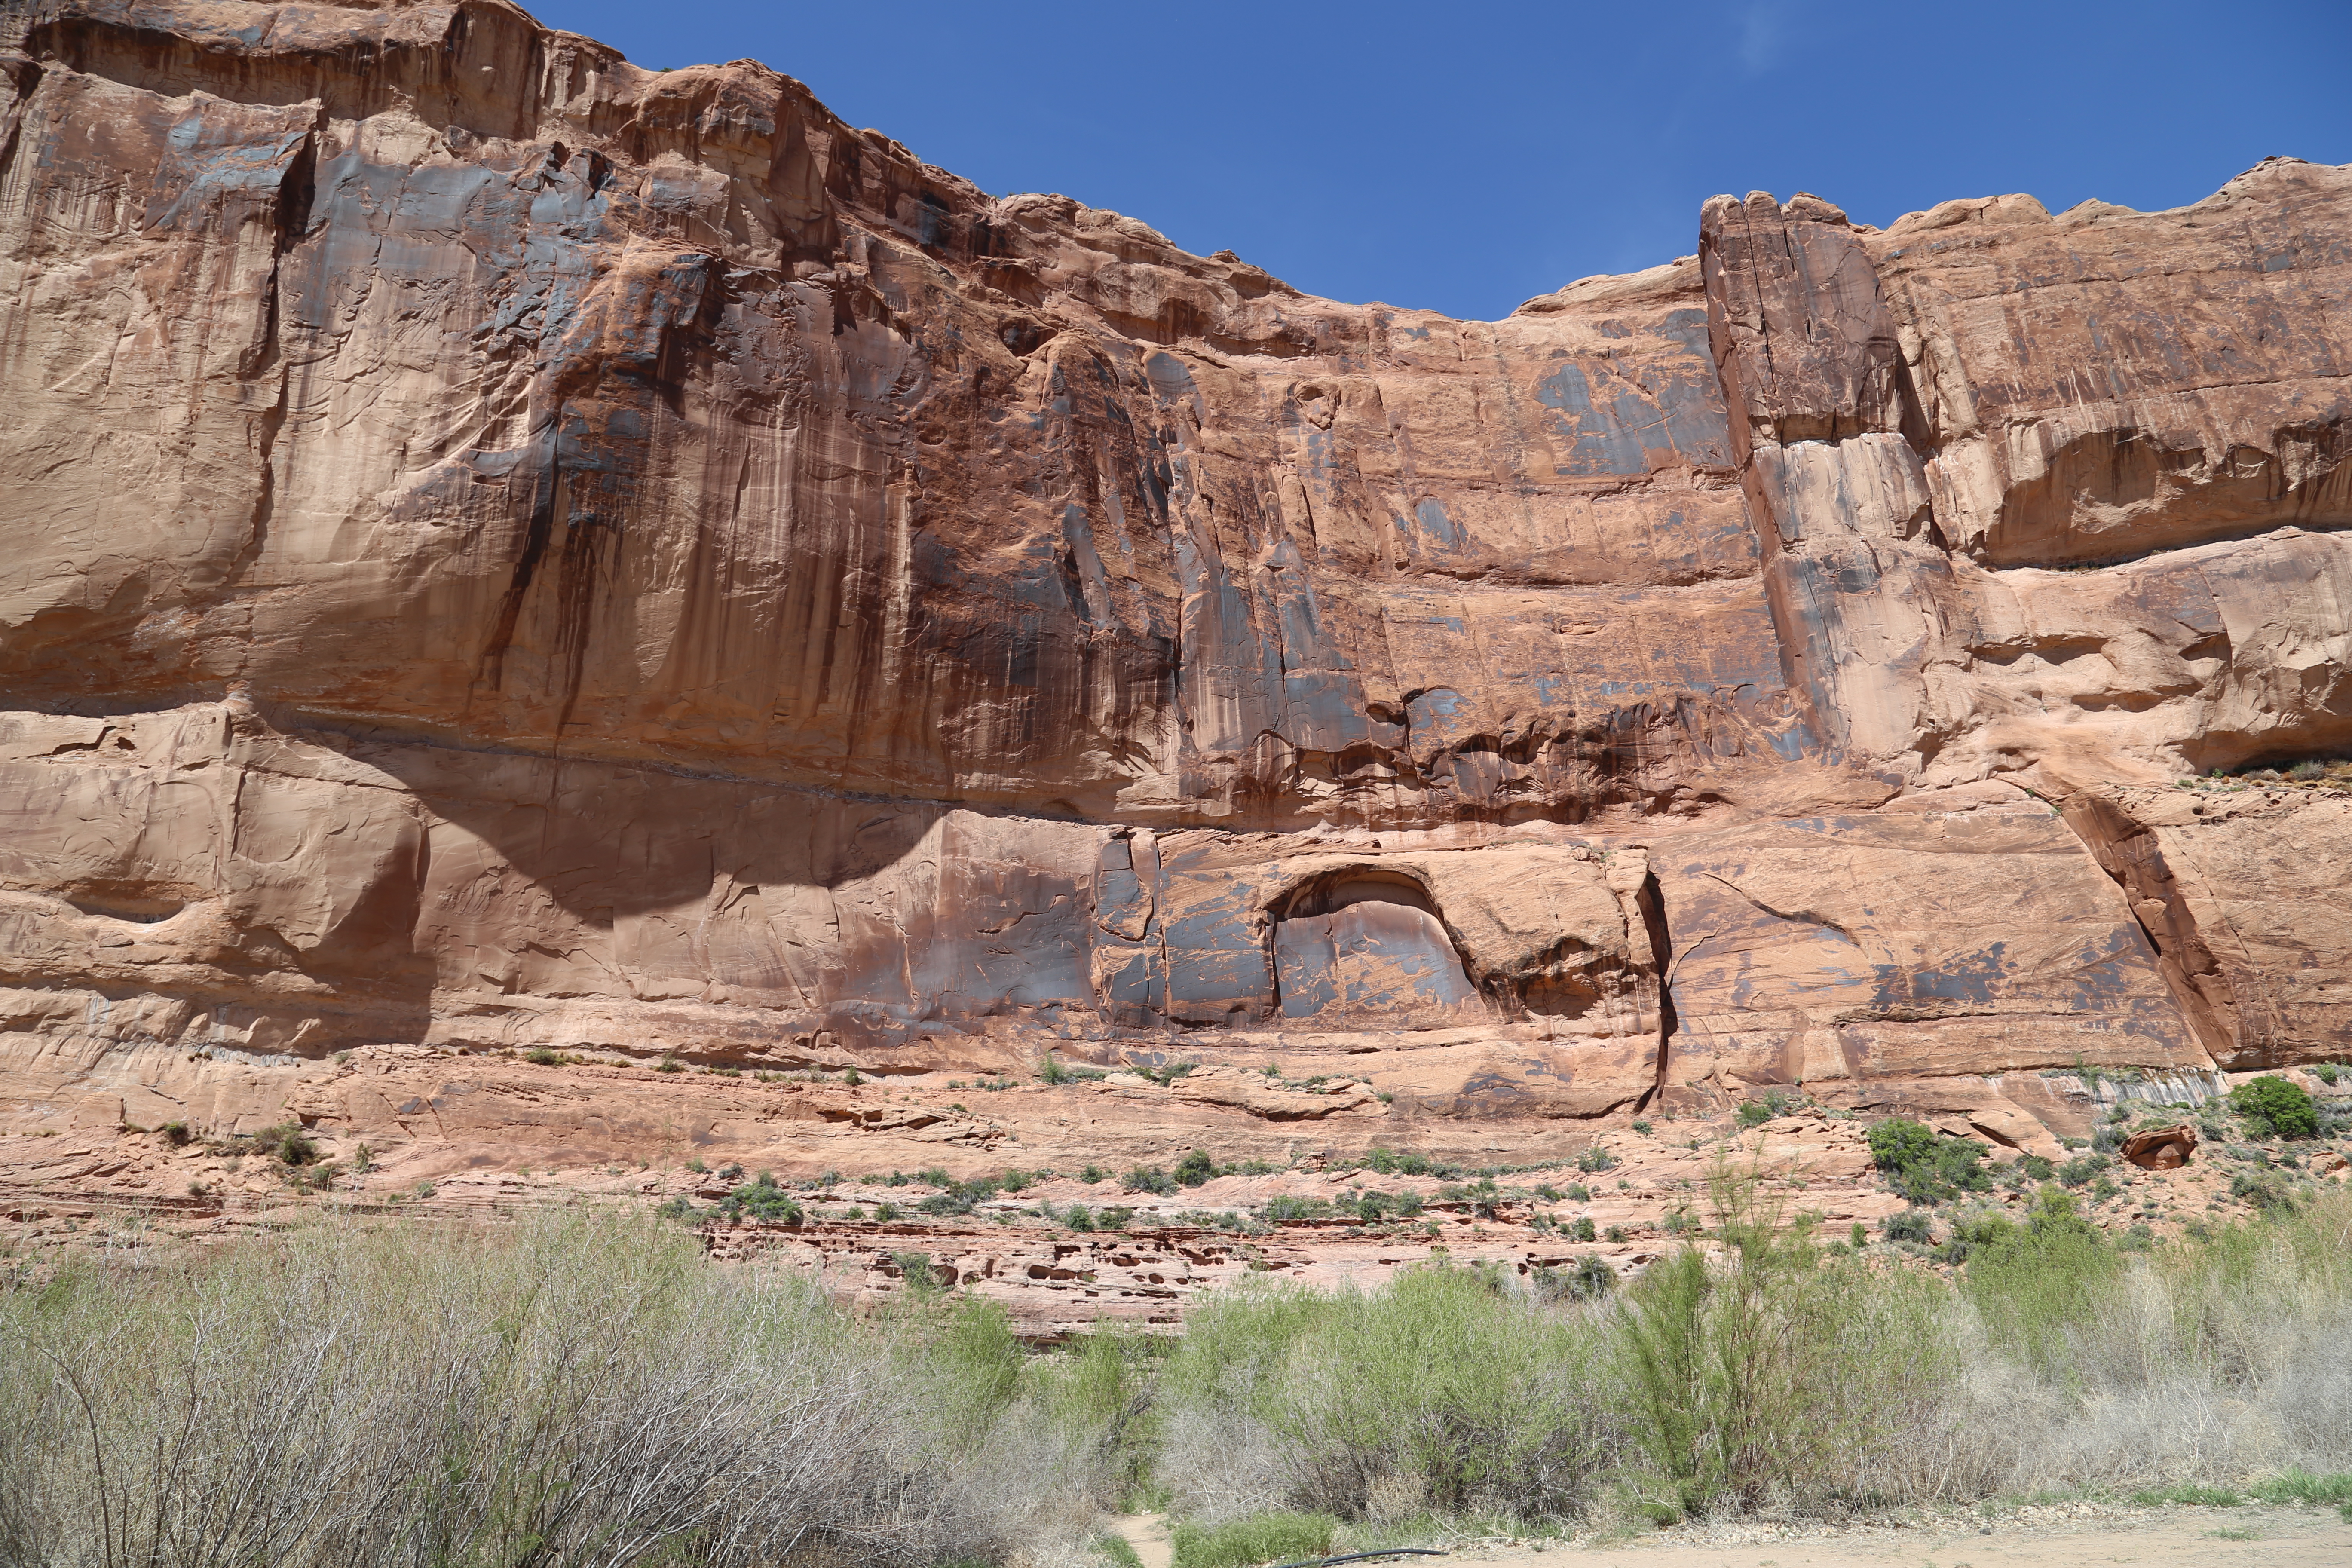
[1170, 1512, 1335, 1568]
[2248, 1468, 2352, 1506]
[1094, 1532, 1147, 1568]
[2129, 1482, 2242, 1506]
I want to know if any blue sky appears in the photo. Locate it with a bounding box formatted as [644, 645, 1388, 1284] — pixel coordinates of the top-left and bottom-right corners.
[535, 1, 2352, 321]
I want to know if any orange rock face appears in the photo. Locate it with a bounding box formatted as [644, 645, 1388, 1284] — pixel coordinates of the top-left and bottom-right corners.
[3, 0, 2351, 1206]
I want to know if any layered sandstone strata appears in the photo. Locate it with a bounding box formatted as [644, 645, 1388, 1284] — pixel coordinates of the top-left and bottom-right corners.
[2, 0, 2348, 1175]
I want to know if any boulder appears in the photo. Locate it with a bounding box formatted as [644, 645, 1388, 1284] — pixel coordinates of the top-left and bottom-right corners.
[2121, 1125, 2199, 1170]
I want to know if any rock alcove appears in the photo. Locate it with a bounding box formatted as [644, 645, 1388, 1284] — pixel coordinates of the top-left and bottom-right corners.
[1271, 870, 1482, 1024]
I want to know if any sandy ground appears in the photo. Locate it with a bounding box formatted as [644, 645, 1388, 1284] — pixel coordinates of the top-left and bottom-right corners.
[1406, 1506, 2351, 1568]
[1114, 1505, 2352, 1568]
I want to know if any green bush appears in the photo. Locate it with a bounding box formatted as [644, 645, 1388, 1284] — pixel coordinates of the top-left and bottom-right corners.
[2056, 1153, 2110, 1188]
[1439, 1177, 1503, 1218]
[1568, 1216, 1597, 1243]
[1170, 1512, 1334, 1568]
[1166, 1265, 1619, 1521]
[1125, 1165, 1179, 1196]
[1867, 1118, 1990, 1204]
[1175, 1149, 1217, 1188]
[525, 1046, 562, 1066]
[1365, 1147, 1456, 1178]
[1961, 1189, 2118, 1376]
[1618, 1163, 1957, 1514]
[1882, 1209, 1934, 1244]
[2232, 1074, 2319, 1139]
[722, 1173, 803, 1225]
[2230, 1170, 2291, 1210]
[1534, 1256, 1616, 1302]
[251, 1123, 319, 1167]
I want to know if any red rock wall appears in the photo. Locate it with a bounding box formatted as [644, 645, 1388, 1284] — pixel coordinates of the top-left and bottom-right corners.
[2, 0, 2348, 1154]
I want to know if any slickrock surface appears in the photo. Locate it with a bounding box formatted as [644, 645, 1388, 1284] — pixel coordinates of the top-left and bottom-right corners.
[3, 1, 2351, 1309]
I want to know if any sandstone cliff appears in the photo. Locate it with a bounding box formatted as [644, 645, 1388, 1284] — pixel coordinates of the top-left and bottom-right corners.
[3, 0, 2349, 1181]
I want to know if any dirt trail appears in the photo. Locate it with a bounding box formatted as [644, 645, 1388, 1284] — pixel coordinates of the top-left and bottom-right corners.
[1113, 1513, 1175, 1568]
[1435, 1504, 2351, 1568]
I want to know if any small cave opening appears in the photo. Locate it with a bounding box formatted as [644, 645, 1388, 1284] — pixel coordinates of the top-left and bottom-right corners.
[1270, 869, 1481, 1023]
[65, 891, 185, 924]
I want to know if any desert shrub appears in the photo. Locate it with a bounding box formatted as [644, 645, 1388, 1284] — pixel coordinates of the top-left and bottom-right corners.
[1533, 1257, 1615, 1303]
[2233, 1074, 2319, 1139]
[1065, 1205, 1097, 1232]
[1575, 1144, 1616, 1173]
[1882, 1209, 1934, 1244]
[1097, 1207, 1136, 1231]
[1171, 1511, 1333, 1568]
[2230, 1169, 2291, 1210]
[1175, 1150, 1218, 1188]
[723, 1172, 804, 1224]
[1936, 1211, 2016, 1264]
[1568, 1216, 1597, 1243]
[1364, 1148, 1455, 1179]
[250, 1122, 319, 1167]
[0, 1214, 1092, 1568]
[1437, 1178, 1503, 1218]
[525, 1046, 562, 1066]
[2056, 1153, 2110, 1188]
[1736, 1088, 1799, 1128]
[1158, 1185, 2352, 1525]
[1960, 1188, 2119, 1377]
[1125, 1165, 1179, 1196]
[1161, 1267, 1622, 1525]
[1617, 1163, 1960, 1516]
[1867, 1118, 1990, 1204]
